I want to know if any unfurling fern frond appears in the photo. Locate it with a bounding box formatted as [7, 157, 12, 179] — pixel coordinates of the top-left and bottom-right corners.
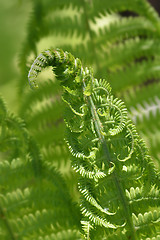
[28, 49, 160, 239]
[18, 0, 160, 169]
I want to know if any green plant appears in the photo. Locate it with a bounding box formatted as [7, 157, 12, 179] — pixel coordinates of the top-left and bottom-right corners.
[0, 96, 81, 240]
[18, 0, 160, 167]
[27, 48, 160, 239]
[1, 0, 160, 239]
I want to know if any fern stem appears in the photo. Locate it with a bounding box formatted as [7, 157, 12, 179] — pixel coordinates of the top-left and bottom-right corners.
[89, 95, 110, 165]
[88, 91, 137, 240]
[113, 174, 137, 239]
[0, 204, 16, 240]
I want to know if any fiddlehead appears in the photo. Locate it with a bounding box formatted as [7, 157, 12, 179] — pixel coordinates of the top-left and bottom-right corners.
[28, 49, 160, 239]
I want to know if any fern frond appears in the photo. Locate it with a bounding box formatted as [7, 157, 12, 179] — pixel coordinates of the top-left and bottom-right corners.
[28, 48, 160, 239]
[43, 15, 86, 39]
[123, 82, 160, 110]
[126, 186, 160, 211]
[110, 59, 160, 92]
[96, 17, 157, 47]
[132, 210, 160, 236]
[103, 38, 160, 70]
[125, 90, 160, 166]
[0, 96, 81, 239]
[90, 0, 159, 24]
[19, 79, 62, 116]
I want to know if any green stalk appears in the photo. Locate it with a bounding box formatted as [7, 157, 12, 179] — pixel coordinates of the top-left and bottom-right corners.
[88, 93, 137, 240]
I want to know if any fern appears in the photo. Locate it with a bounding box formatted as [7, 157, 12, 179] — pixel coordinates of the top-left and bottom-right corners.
[28, 48, 160, 239]
[0, 96, 81, 240]
[17, 0, 160, 168]
[1, 0, 160, 239]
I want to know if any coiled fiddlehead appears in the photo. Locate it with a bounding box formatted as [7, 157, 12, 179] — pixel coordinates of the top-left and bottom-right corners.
[28, 49, 160, 239]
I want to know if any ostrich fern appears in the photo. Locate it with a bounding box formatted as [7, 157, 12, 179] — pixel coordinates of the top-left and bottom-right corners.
[27, 48, 160, 239]
[18, 0, 160, 167]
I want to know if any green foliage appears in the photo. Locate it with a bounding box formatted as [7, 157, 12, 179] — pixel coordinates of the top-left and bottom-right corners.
[1, 0, 160, 239]
[27, 48, 160, 239]
[0, 96, 81, 239]
[17, 0, 160, 166]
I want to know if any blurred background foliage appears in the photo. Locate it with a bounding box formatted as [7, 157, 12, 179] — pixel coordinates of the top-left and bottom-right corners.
[0, 0, 31, 112]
